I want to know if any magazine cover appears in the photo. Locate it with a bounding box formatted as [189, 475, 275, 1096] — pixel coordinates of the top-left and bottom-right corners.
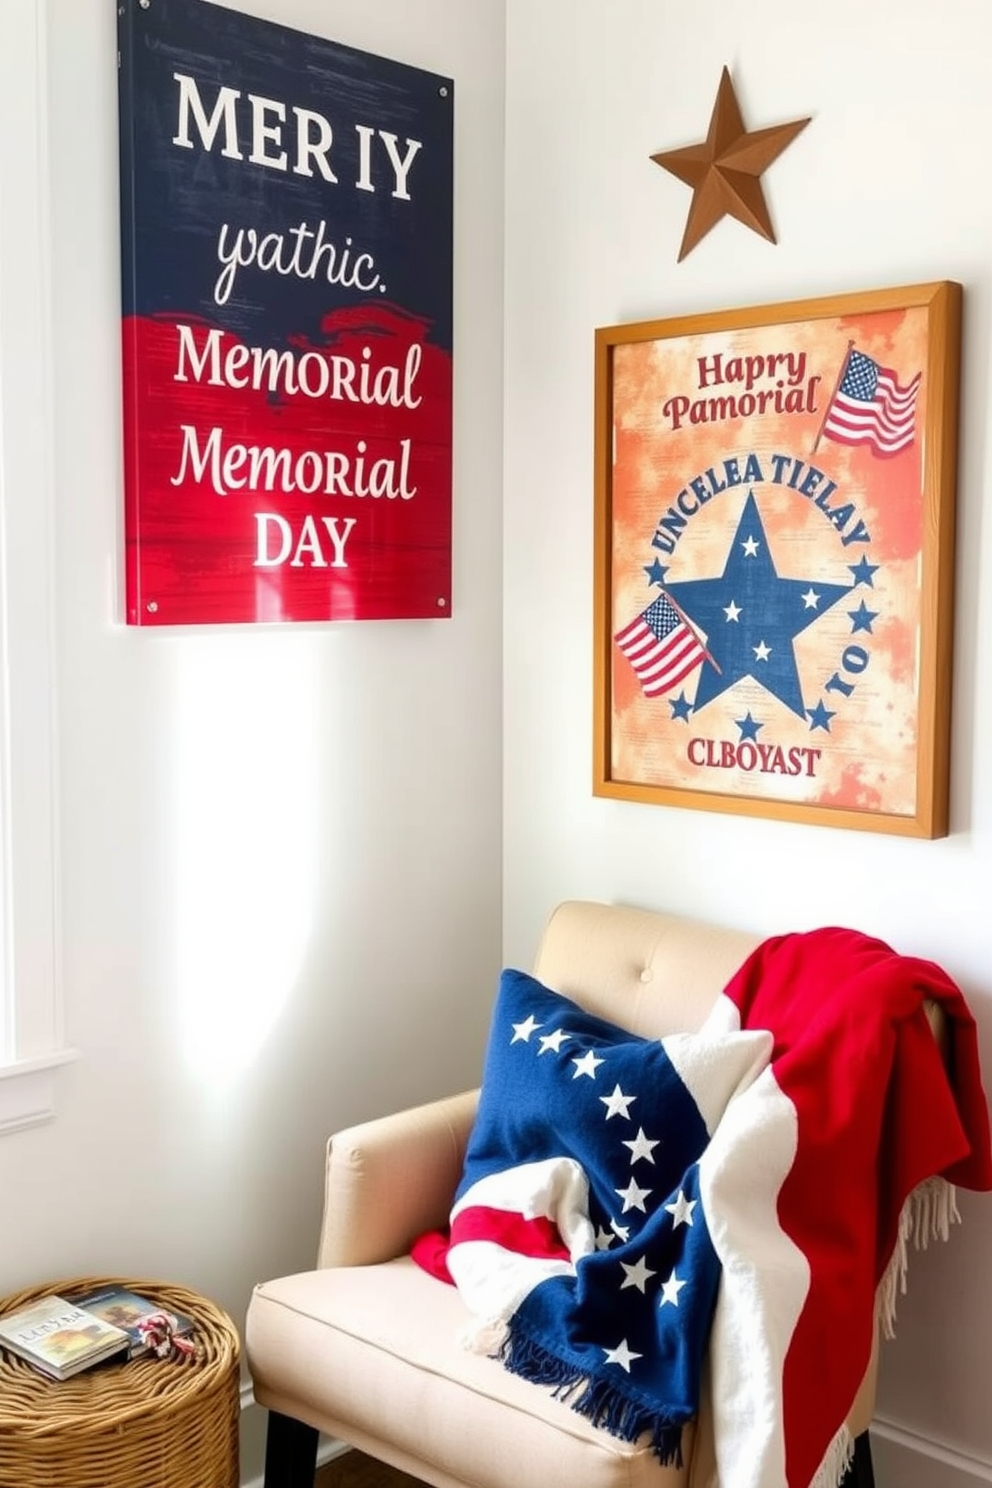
[71, 1286, 195, 1359]
[0, 1294, 129, 1378]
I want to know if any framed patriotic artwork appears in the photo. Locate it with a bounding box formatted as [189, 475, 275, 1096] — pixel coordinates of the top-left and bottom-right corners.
[593, 282, 961, 836]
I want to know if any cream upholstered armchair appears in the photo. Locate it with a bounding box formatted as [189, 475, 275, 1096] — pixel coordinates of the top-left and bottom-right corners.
[245, 899, 978, 1488]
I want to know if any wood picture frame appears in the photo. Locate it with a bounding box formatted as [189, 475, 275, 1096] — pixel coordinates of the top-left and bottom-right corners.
[593, 281, 961, 837]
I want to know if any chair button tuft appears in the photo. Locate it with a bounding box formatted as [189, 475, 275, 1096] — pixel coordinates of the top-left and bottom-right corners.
[639, 967, 653, 983]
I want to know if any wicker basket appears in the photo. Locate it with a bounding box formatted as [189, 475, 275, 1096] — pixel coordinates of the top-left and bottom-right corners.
[0, 1276, 240, 1488]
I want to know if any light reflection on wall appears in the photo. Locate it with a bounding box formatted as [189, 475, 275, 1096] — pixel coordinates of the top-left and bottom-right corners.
[175, 633, 318, 1083]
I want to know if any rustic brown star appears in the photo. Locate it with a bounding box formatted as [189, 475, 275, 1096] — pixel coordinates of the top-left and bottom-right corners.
[651, 68, 810, 262]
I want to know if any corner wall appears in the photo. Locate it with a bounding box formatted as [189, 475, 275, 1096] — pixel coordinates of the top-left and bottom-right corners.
[0, 3, 505, 1483]
[503, 0, 992, 1475]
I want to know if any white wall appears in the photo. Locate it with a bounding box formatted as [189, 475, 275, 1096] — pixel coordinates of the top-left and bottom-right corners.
[0, 1, 504, 1482]
[503, 0, 992, 1480]
[4, 0, 992, 1482]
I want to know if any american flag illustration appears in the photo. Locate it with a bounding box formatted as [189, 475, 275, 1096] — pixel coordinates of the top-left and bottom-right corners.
[821, 348, 920, 457]
[614, 593, 707, 697]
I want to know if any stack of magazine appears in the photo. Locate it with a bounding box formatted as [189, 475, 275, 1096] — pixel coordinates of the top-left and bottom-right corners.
[0, 1286, 195, 1381]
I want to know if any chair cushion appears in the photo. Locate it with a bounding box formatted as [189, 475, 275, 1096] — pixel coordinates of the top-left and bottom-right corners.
[247, 1259, 693, 1488]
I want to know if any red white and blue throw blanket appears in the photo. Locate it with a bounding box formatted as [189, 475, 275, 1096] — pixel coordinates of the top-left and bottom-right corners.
[413, 927, 992, 1488]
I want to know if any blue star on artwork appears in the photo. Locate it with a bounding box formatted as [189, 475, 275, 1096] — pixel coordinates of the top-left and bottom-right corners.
[848, 600, 878, 634]
[644, 558, 669, 587]
[806, 699, 836, 732]
[670, 692, 693, 722]
[665, 493, 854, 720]
[735, 711, 763, 741]
[848, 556, 880, 588]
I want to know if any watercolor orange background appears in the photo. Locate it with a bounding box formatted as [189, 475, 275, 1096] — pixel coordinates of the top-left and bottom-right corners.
[610, 304, 929, 815]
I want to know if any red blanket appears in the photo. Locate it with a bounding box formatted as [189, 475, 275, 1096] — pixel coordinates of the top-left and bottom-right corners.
[709, 926, 992, 1486]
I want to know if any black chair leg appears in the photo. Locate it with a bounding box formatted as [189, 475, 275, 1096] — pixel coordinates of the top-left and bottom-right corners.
[263, 1410, 320, 1488]
[839, 1430, 875, 1488]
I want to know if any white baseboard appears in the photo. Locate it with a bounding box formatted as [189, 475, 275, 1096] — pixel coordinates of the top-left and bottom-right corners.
[872, 1416, 992, 1486]
[240, 1383, 347, 1488]
[241, 1442, 345, 1488]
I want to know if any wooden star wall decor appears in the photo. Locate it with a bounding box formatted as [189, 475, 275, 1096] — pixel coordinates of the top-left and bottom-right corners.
[651, 67, 810, 262]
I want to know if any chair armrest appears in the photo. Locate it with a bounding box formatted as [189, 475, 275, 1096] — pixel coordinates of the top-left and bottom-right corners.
[316, 1088, 480, 1268]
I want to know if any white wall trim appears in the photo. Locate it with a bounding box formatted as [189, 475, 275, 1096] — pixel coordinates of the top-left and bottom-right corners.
[0, 0, 65, 1134]
[0, 1048, 78, 1134]
[241, 1442, 344, 1488]
[239, 1383, 347, 1488]
[873, 1416, 992, 1485]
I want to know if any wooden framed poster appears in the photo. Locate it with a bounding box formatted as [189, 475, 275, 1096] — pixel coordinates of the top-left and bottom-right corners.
[594, 281, 961, 837]
[117, 0, 453, 626]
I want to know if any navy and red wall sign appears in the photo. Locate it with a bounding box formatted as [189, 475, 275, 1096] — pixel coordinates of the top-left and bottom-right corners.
[117, 0, 453, 625]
